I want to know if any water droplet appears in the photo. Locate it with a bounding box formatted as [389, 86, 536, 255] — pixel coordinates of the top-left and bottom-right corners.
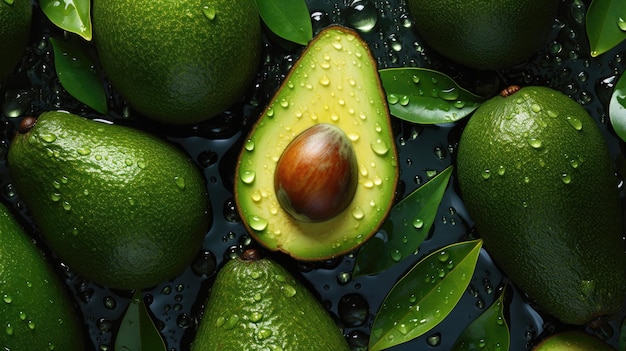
[437, 251, 450, 262]
[370, 139, 389, 155]
[240, 170, 256, 184]
[77, 147, 91, 156]
[202, 5, 216, 20]
[618, 17, 626, 31]
[5, 323, 13, 335]
[351, 206, 364, 220]
[3, 294, 12, 304]
[527, 137, 543, 149]
[244, 139, 255, 151]
[62, 200, 71, 211]
[565, 115, 583, 130]
[248, 215, 268, 231]
[174, 176, 186, 190]
[561, 173, 572, 184]
[413, 218, 424, 229]
[27, 320, 35, 330]
[282, 284, 297, 297]
[215, 316, 225, 327]
[346, 0, 378, 32]
[438, 87, 459, 101]
[223, 314, 239, 330]
[481, 169, 491, 179]
[51, 192, 61, 202]
[530, 104, 542, 113]
[249, 311, 263, 323]
[390, 249, 402, 262]
[387, 94, 399, 105]
[257, 328, 273, 340]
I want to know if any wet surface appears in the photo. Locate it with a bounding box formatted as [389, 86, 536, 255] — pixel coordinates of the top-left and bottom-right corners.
[1, 0, 625, 350]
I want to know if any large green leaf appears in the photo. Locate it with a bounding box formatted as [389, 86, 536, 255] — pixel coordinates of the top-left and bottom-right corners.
[452, 285, 510, 351]
[586, 0, 626, 57]
[369, 239, 483, 351]
[115, 290, 167, 351]
[379, 68, 485, 124]
[40, 0, 92, 40]
[610, 72, 626, 142]
[256, 0, 313, 45]
[352, 166, 453, 277]
[50, 37, 108, 114]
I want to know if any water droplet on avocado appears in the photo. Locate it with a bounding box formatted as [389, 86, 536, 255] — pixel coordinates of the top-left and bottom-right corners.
[174, 176, 186, 189]
[481, 169, 491, 179]
[240, 170, 256, 184]
[2, 294, 11, 303]
[249, 215, 268, 231]
[244, 139, 255, 151]
[370, 139, 389, 155]
[527, 137, 543, 149]
[202, 5, 216, 20]
[565, 115, 583, 130]
[5, 323, 13, 335]
[51, 192, 61, 202]
[40, 133, 57, 143]
[561, 173, 572, 184]
[62, 201, 71, 211]
[351, 206, 364, 219]
[223, 314, 239, 330]
[77, 147, 91, 156]
[282, 284, 297, 297]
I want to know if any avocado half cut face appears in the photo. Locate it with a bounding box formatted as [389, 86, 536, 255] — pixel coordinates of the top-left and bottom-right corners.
[235, 25, 398, 261]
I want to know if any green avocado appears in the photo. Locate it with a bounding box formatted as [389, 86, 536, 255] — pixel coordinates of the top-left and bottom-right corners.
[0, 0, 32, 81]
[190, 249, 351, 351]
[533, 330, 616, 351]
[7, 111, 211, 290]
[235, 25, 398, 261]
[0, 202, 85, 350]
[456, 86, 626, 325]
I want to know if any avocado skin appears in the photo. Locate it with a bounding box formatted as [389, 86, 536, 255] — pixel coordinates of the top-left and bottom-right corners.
[0, 202, 85, 350]
[191, 251, 351, 350]
[7, 111, 211, 290]
[456, 86, 626, 325]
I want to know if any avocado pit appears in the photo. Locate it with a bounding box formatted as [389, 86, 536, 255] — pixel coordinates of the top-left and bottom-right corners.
[274, 123, 358, 222]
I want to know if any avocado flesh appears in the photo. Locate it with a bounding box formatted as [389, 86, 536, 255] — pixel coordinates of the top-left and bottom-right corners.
[190, 250, 351, 351]
[0, 202, 85, 350]
[7, 111, 211, 290]
[235, 25, 398, 261]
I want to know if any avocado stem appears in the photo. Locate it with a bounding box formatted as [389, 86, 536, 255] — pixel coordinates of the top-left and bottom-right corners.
[500, 85, 521, 98]
[18, 116, 37, 134]
[241, 248, 263, 261]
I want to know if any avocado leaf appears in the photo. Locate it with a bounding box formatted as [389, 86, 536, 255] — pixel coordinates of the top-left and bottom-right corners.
[50, 37, 108, 114]
[610, 72, 626, 142]
[115, 290, 167, 351]
[255, 0, 313, 46]
[586, 0, 626, 57]
[369, 239, 483, 351]
[352, 166, 453, 277]
[379, 68, 485, 124]
[451, 284, 510, 351]
[40, 0, 92, 41]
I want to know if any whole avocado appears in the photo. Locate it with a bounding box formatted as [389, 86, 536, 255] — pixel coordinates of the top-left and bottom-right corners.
[92, 0, 262, 124]
[0, 202, 86, 350]
[456, 86, 626, 325]
[7, 111, 211, 290]
[407, 0, 558, 70]
[0, 0, 32, 81]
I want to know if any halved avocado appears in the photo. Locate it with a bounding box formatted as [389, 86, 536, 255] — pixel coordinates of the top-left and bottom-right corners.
[235, 25, 398, 261]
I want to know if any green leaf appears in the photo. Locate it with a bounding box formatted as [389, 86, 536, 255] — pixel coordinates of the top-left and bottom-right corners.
[586, 0, 626, 57]
[256, 0, 313, 45]
[115, 290, 167, 351]
[352, 166, 453, 277]
[40, 0, 92, 40]
[610, 72, 626, 142]
[50, 37, 108, 114]
[369, 239, 483, 351]
[452, 285, 510, 351]
[379, 68, 486, 124]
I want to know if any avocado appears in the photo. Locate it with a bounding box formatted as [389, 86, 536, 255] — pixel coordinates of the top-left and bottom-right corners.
[190, 249, 351, 351]
[533, 330, 616, 351]
[235, 25, 398, 261]
[406, 0, 558, 70]
[0, 202, 85, 350]
[0, 0, 32, 81]
[92, 0, 262, 124]
[7, 111, 211, 290]
[456, 85, 626, 325]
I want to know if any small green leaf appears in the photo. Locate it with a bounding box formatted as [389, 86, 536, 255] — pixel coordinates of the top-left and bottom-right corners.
[610, 72, 626, 142]
[369, 239, 483, 351]
[256, 0, 313, 45]
[352, 166, 453, 277]
[452, 285, 510, 351]
[379, 68, 485, 124]
[50, 37, 108, 114]
[586, 0, 626, 57]
[40, 0, 92, 40]
[115, 290, 167, 351]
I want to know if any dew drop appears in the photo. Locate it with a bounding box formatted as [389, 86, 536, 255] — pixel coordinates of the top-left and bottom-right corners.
[388, 94, 399, 105]
[527, 137, 543, 149]
[565, 115, 583, 130]
[5, 323, 13, 336]
[438, 87, 459, 101]
[530, 104, 542, 113]
[370, 139, 389, 155]
[249, 311, 263, 323]
[390, 249, 402, 262]
[282, 284, 297, 297]
[244, 139, 255, 151]
[62, 200, 71, 211]
[561, 173, 572, 184]
[481, 169, 491, 179]
[346, 0, 378, 32]
[202, 5, 216, 20]
[249, 215, 268, 231]
[413, 218, 424, 229]
[240, 170, 256, 184]
[39, 133, 57, 143]
[618, 17, 626, 31]
[174, 176, 186, 190]
[3, 294, 11, 304]
[77, 147, 91, 156]
[223, 314, 239, 330]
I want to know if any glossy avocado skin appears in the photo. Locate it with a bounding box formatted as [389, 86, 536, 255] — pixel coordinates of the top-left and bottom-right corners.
[0, 202, 86, 350]
[456, 86, 626, 325]
[190, 250, 351, 351]
[235, 25, 398, 261]
[7, 111, 211, 290]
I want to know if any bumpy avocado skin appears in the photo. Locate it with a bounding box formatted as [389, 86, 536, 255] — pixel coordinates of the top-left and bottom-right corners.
[191, 251, 351, 351]
[7, 111, 211, 290]
[456, 86, 626, 325]
[235, 25, 398, 261]
[0, 202, 86, 350]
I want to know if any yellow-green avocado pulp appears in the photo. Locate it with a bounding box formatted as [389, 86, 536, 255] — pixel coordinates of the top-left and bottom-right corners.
[235, 26, 398, 261]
